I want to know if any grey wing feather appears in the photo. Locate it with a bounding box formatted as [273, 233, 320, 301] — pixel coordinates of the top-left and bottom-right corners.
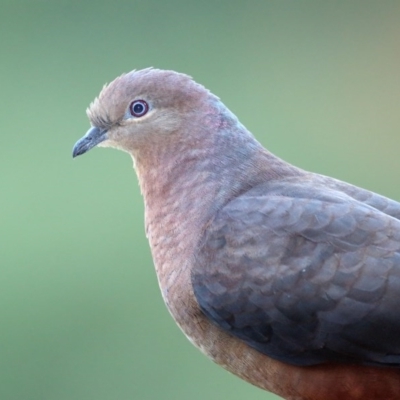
[192, 179, 400, 366]
[312, 174, 400, 220]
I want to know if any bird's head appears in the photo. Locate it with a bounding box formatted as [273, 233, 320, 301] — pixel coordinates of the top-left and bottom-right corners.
[72, 68, 215, 158]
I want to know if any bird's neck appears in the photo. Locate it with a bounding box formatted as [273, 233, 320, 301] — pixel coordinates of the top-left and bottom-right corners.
[133, 120, 302, 294]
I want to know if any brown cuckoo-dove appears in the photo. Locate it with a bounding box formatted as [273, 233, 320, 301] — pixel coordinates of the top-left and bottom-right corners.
[72, 68, 400, 400]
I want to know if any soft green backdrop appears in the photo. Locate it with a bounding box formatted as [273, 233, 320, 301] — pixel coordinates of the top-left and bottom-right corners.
[1, 1, 400, 399]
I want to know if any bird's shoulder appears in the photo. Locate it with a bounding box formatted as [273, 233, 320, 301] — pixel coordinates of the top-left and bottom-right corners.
[201, 176, 400, 252]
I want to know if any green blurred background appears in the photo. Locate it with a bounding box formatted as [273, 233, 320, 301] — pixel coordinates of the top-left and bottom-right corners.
[1, 1, 400, 399]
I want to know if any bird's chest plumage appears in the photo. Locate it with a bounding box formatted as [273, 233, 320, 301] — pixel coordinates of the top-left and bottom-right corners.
[144, 203, 270, 375]
[145, 209, 313, 399]
[146, 239, 281, 394]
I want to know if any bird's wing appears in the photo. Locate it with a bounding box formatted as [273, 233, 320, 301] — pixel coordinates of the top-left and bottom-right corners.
[192, 180, 400, 367]
[312, 174, 400, 221]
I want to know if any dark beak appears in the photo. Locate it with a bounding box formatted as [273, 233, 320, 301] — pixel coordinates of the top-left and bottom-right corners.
[72, 126, 108, 158]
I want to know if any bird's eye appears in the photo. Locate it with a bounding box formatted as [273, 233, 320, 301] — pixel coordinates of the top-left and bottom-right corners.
[129, 100, 149, 117]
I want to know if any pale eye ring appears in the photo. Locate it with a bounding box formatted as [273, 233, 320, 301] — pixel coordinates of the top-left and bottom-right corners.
[129, 100, 149, 117]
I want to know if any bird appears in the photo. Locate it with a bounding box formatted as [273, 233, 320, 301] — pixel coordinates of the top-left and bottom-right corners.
[72, 68, 400, 400]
